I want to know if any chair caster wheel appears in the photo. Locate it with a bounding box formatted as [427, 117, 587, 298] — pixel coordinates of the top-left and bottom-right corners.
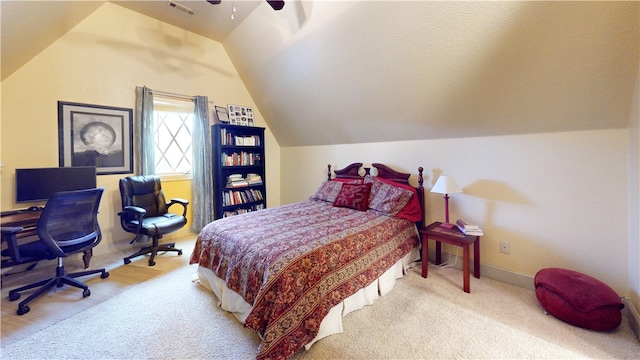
[178, 250, 183, 255]
[101, 272, 110, 279]
[9, 292, 20, 301]
[83, 289, 91, 297]
[17, 305, 30, 315]
[124, 258, 131, 264]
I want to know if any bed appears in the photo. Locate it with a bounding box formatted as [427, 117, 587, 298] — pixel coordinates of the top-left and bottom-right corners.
[190, 163, 425, 360]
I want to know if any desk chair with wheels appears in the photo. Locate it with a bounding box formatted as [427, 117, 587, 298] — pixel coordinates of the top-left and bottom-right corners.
[118, 176, 188, 266]
[7, 188, 109, 315]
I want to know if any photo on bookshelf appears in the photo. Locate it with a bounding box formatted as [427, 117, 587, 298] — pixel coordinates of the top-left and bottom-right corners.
[227, 104, 254, 126]
[214, 106, 229, 124]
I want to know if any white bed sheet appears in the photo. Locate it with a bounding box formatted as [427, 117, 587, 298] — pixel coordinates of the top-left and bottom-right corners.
[194, 247, 420, 350]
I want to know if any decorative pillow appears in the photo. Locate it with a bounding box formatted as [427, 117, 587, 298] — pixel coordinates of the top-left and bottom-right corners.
[331, 177, 364, 184]
[375, 176, 422, 222]
[364, 175, 414, 217]
[309, 181, 343, 203]
[333, 183, 372, 211]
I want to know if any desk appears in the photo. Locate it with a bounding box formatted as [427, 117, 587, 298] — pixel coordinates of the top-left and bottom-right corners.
[1, 209, 93, 269]
[1, 209, 42, 237]
[420, 221, 480, 293]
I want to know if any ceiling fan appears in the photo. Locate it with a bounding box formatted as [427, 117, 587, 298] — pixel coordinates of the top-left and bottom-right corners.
[206, 1, 285, 11]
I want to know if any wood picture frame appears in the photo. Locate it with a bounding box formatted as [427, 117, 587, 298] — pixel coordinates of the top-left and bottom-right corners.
[58, 101, 133, 175]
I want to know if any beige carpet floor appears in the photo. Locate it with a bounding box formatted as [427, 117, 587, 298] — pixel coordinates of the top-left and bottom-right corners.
[1, 238, 639, 359]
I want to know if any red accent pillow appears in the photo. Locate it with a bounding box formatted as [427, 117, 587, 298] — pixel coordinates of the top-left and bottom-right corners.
[374, 177, 422, 222]
[333, 183, 372, 211]
[332, 177, 364, 184]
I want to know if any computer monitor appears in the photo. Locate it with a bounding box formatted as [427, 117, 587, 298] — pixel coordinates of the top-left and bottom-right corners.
[15, 166, 97, 203]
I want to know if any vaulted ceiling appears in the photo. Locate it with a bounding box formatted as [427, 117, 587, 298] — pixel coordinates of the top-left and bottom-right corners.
[2, 1, 638, 147]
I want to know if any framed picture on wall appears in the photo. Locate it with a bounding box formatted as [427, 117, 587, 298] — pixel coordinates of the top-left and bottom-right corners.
[58, 101, 133, 175]
[227, 104, 254, 126]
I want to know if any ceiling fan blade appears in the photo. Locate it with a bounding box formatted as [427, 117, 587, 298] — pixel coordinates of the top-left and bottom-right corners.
[267, 1, 285, 10]
[205, 0, 283, 11]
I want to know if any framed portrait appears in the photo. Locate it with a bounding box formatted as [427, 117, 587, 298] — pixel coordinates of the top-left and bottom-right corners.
[58, 101, 133, 175]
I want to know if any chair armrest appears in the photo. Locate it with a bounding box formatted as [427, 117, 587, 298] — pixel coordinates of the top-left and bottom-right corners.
[119, 205, 146, 217]
[1, 226, 24, 264]
[118, 206, 147, 242]
[168, 198, 189, 217]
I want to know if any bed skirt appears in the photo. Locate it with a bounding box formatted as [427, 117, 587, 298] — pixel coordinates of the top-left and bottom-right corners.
[194, 247, 420, 350]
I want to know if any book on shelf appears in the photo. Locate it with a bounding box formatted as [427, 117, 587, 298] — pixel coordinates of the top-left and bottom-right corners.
[237, 136, 257, 146]
[226, 174, 248, 188]
[222, 200, 265, 217]
[220, 127, 261, 147]
[246, 173, 263, 185]
[221, 152, 261, 166]
[222, 189, 264, 206]
[455, 219, 484, 236]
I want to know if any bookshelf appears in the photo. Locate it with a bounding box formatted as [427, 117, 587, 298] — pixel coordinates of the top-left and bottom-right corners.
[212, 124, 266, 219]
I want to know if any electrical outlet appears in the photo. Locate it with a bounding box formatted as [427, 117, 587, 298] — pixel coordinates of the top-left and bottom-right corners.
[500, 242, 510, 254]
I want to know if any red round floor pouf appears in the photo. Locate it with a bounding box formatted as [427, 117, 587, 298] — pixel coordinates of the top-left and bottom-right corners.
[534, 268, 624, 331]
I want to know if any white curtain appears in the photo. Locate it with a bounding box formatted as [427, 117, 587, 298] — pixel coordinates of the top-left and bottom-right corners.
[134, 86, 155, 175]
[135, 88, 215, 231]
[191, 96, 215, 231]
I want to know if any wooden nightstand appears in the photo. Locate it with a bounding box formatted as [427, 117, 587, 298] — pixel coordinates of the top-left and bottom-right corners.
[420, 221, 480, 293]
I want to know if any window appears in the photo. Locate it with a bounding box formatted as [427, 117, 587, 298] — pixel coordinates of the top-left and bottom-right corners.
[153, 98, 194, 179]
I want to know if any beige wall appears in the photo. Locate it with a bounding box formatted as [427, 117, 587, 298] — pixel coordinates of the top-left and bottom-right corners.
[0, 1, 636, 312]
[628, 65, 640, 312]
[0, 3, 281, 256]
[281, 129, 630, 294]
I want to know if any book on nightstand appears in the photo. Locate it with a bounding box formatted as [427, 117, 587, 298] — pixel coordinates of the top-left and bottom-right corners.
[456, 219, 484, 236]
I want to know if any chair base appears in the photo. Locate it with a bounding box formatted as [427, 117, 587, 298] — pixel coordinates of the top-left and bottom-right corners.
[123, 241, 182, 266]
[8, 262, 109, 316]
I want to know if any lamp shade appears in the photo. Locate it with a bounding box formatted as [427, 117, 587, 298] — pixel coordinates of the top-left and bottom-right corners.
[431, 175, 462, 195]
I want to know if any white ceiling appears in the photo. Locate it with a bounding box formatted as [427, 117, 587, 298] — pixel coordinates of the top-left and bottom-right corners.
[2, 1, 638, 147]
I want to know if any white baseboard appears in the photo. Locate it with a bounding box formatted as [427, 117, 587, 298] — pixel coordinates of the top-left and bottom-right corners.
[425, 249, 534, 290]
[622, 297, 640, 342]
[428, 250, 640, 342]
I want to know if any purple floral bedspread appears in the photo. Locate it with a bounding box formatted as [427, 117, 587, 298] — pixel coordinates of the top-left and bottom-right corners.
[190, 200, 418, 360]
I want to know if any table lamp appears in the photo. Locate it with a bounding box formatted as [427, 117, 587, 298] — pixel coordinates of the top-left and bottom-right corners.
[431, 175, 462, 228]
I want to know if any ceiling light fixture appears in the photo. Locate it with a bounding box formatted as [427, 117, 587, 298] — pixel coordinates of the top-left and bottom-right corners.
[231, 0, 237, 20]
[168, 1, 195, 15]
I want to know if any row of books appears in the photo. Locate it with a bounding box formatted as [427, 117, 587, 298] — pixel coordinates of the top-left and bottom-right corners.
[222, 189, 264, 207]
[456, 219, 484, 236]
[226, 173, 263, 188]
[220, 128, 261, 146]
[221, 152, 261, 166]
[222, 203, 265, 218]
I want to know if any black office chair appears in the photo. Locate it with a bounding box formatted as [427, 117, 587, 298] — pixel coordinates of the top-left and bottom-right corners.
[118, 176, 188, 266]
[7, 188, 109, 315]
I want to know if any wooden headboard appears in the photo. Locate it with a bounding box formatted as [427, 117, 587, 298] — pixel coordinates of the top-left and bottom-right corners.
[327, 163, 425, 228]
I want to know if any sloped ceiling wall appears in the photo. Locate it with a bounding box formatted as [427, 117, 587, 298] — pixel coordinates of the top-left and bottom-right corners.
[2, 1, 638, 148]
[0, 1, 104, 81]
[225, 1, 639, 146]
